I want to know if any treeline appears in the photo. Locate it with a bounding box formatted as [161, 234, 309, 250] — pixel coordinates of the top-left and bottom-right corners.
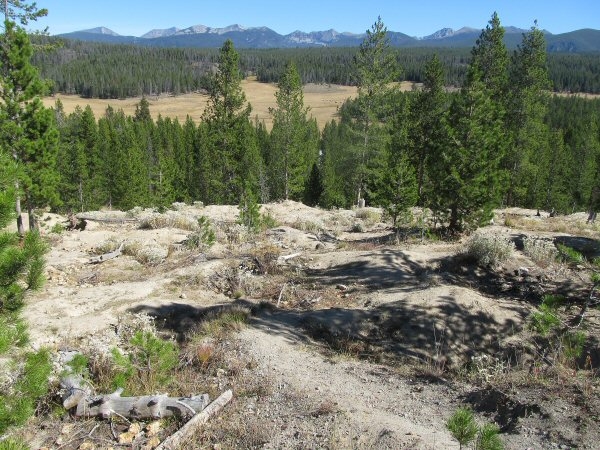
[48, 16, 600, 233]
[32, 36, 600, 98]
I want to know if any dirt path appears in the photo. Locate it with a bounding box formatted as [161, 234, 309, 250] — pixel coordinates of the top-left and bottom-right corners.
[240, 310, 458, 449]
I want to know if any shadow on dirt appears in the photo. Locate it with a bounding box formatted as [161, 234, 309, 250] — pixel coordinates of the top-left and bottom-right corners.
[463, 386, 547, 432]
[127, 290, 524, 370]
[303, 246, 574, 303]
[128, 299, 310, 345]
[305, 249, 430, 292]
[554, 235, 600, 260]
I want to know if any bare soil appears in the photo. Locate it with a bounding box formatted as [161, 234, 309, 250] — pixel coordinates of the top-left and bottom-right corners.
[17, 202, 600, 449]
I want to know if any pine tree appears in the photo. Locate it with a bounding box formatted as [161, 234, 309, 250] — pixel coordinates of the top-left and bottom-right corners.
[149, 115, 177, 206]
[408, 54, 449, 205]
[427, 13, 508, 232]
[201, 39, 261, 204]
[320, 120, 353, 208]
[1, 0, 47, 27]
[506, 23, 552, 207]
[55, 106, 89, 212]
[444, 76, 506, 232]
[303, 162, 323, 207]
[0, 19, 59, 232]
[469, 12, 509, 102]
[374, 95, 418, 228]
[350, 16, 399, 205]
[268, 61, 317, 201]
[97, 108, 148, 210]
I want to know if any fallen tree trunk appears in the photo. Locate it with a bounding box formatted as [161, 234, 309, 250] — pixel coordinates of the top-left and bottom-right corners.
[89, 243, 124, 264]
[156, 389, 233, 450]
[61, 375, 210, 419]
[76, 213, 138, 223]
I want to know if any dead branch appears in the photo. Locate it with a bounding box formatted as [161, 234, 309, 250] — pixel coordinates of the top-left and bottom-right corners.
[277, 282, 288, 307]
[156, 389, 233, 450]
[277, 252, 302, 264]
[89, 243, 124, 264]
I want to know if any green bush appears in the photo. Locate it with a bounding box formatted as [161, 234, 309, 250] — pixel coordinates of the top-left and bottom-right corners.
[447, 407, 478, 449]
[447, 407, 503, 450]
[238, 189, 262, 233]
[557, 243, 584, 264]
[50, 222, 64, 234]
[0, 438, 29, 450]
[0, 349, 52, 434]
[184, 216, 216, 250]
[529, 301, 561, 336]
[111, 331, 179, 395]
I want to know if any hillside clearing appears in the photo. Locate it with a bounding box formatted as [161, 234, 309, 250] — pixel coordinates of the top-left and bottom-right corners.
[13, 201, 600, 449]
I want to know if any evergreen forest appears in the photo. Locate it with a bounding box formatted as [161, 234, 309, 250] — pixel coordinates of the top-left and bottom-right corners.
[4, 12, 600, 234]
[31, 36, 600, 98]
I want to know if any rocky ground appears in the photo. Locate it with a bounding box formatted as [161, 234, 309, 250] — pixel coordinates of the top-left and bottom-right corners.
[12, 201, 600, 449]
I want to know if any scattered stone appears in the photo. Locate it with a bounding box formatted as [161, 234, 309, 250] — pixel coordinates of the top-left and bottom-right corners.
[336, 284, 348, 291]
[179, 293, 187, 299]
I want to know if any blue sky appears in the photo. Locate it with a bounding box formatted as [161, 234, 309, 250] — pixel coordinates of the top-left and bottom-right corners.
[36, 0, 599, 37]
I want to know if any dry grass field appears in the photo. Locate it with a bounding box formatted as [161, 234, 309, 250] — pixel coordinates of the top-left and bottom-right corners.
[42, 79, 419, 130]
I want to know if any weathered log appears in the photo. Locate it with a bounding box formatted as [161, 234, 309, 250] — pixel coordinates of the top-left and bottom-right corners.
[156, 389, 233, 450]
[76, 213, 137, 224]
[61, 376, 210, 419]
[89, 243, 124, 264]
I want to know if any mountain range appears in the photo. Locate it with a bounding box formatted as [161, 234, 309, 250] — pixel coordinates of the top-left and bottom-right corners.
[56, 24, 600, 52]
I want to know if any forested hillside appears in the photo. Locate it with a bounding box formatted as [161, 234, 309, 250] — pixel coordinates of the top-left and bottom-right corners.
[32, 37, 600, 98]
[40, 15, 600, 234]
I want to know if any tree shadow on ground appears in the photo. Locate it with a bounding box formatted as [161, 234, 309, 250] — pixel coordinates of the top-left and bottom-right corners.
[303, 246, 563, 303]
[554, 235, 600, 260]
[127, 288, 524, 370]
[304, 248, 438, 293]
[296, 292, 526, 369]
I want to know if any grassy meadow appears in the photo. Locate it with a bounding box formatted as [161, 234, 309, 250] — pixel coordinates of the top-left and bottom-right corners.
[42, 79, 419, 130]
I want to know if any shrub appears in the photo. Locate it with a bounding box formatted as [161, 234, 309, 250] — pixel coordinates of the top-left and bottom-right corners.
[123, 241, 168, 266]
[50, 222, 64, 234]
[522, 236, 557, 266]
[110, 331, 179, 396]
[354, 207, 382, 225]
[196, 306, 251, 339]
[185, 216, 216, 250]
[529, 298, 562, 336]
[292, 220, 323, 234]
[139, 212, 198, 231]
[529, 295, 587, 369]
[447, 407, 503, 450]
[557, 243, 585, 264]
[462, 233, 515, 267]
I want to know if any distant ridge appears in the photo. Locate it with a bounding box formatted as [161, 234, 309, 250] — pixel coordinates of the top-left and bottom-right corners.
[56, 24, 600, 52]
[79, 26, 120, 36]
[141, 27, 180, 39]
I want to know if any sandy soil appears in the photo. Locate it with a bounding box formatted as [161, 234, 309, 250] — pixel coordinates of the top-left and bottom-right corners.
[19, 201, 600, 449]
